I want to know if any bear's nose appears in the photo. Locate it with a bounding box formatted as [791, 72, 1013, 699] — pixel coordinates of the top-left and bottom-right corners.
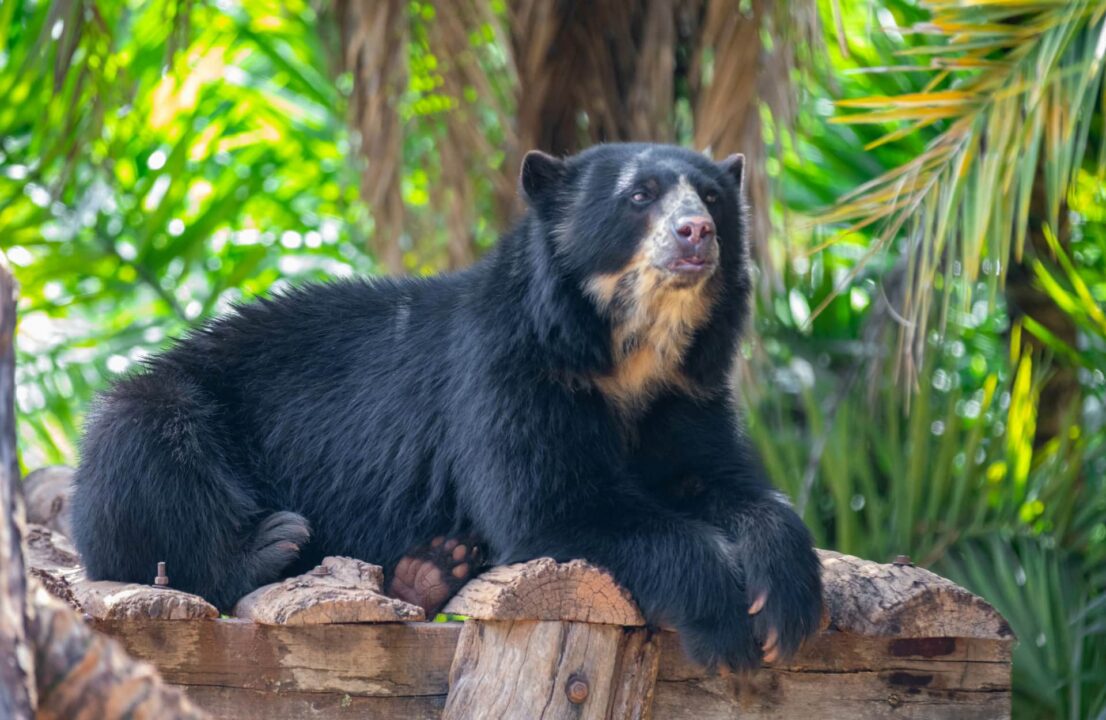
[673, 216, 715, 246]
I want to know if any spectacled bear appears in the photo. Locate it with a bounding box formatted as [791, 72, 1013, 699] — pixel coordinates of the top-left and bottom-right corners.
[71, 143, 822, 671]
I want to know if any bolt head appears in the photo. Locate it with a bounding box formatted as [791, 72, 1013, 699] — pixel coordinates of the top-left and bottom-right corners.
[566, 676, 589, 704]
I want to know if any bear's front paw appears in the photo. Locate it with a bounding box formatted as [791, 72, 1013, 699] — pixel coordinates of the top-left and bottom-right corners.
[742, 540, 823, 663]
[679, 611, 765, 673]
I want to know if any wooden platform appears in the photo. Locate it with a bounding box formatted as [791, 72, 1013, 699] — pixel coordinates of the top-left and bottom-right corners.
[25, 521, 1015, 719]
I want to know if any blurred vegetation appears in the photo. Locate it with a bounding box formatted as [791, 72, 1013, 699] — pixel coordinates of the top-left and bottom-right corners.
[1, 1, 1105, 717]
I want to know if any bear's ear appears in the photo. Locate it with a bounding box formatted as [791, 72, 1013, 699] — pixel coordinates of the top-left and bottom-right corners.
[718, 153, 745, 190]
[520, 150, 566, 204]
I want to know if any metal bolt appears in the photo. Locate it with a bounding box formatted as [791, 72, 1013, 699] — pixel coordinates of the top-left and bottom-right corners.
[154, 562, 169, 587]
[887, 693, 902, 708]
[892, 555, 914, 567]
[566, 675, 589, 704]
[310, 565, 331, 577]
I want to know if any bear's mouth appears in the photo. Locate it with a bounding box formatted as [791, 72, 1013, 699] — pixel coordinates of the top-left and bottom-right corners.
[667, 256, 715, 276]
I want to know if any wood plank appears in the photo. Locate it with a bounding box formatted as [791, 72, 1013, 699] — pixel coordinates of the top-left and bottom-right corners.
[655, 631, 1011, 720]
[180, 685, 444, 720]
[30, 583, 208, 719]
[658, 632, 1013, 680]
[95, 618, 461, 697]
[652, 673, 1010, 720]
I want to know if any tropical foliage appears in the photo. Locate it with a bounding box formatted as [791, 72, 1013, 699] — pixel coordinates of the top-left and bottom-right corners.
[1, 1, 1104, 717]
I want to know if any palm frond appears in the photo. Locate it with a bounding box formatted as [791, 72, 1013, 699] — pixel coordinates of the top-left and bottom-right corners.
[817, 0, 1106, 386]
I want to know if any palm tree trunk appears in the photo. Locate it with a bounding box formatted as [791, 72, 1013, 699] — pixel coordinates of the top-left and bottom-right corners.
[337, 0, 408, 274]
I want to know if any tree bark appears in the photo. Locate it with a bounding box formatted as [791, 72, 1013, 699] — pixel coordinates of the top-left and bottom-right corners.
[337, 0, 408, 274]
[0, 263, 35, 718]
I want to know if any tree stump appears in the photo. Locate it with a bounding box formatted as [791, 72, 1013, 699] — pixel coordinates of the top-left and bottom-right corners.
[442, 559, 659, 720]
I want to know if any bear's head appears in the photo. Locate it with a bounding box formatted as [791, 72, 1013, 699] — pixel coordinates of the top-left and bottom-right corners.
[519, 143, 751, 414]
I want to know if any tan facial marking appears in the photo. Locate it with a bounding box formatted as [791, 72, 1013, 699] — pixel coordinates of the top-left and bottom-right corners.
[586, 247, 717, 419]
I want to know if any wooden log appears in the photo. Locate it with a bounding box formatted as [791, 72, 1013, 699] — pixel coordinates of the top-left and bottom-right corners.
[30, 581, 208, 719]
[76, 581, 219, 622]
[818, 550, 1014, 640]
[442, 558, 656, 720]
[443, 557, 645, 626]
[235, 556, 424, 624]
[444, 621, 660, 720]
[23, 524, 83, 612]
[24, 521, 218, 621]
[23, 466, 74, 539]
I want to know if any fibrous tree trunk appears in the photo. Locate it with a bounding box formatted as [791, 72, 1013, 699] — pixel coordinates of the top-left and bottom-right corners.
[338, 0, 408, 274]
[0, 263, 34, 719]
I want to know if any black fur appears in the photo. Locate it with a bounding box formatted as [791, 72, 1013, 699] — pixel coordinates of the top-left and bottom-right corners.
[71, 143, 821, 670]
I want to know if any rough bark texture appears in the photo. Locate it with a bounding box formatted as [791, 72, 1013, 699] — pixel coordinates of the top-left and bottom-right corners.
[0, 262, 34, 719]
[24, 520, 218, 621]
[23, 524, 83, 612]
[443, 621, 661, 720]
[77, 581, 219, 622]
[818, 550, 1014, 640]
[443, 557, 645, 626]
[235, 556, 424, 624]
[336, 0, 407, 273]
[30, 582, 207, 720]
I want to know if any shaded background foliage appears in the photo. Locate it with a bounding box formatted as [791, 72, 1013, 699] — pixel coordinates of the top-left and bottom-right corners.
[1, 1, 1105, 717]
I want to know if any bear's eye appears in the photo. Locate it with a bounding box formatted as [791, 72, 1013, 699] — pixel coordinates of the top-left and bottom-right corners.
[630, 189, 653, 205]
[703, 191, 719, 204]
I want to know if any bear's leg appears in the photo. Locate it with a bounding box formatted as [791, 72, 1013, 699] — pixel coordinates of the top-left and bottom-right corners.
[386, 535, 486, 616]
[632, 395, 823, 665]
[71, 372, 310, 610]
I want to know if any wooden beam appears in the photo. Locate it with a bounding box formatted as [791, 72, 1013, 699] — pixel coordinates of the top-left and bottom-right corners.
[96, 619, 460, 698]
